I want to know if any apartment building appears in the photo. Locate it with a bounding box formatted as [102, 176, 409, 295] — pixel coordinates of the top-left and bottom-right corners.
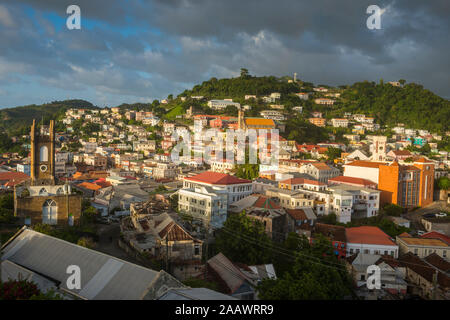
[207, 100, 240, 110]
[314, 98, 335, 105]
[210, 159, 236, 174]
[327, 184, 381, 220]
[260, 110, 286, 121]
[178, 185, 228, 228]
[133, 140, 156, 153]
[396, 234, 449, 259]
[346, 226, 399, 258]
[300, 162, 340, 183]
[153, 162, 178, 180]
[182, 171, 252, 205]
[308, 117, 326, 127]
[331, 118, 349, 128]
[265, 188, 315, 210]
[84, 153, 108, 169]
[343, 158, 434, 208]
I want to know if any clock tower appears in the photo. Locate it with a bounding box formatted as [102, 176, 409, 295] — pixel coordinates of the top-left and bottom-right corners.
[30, 119, 56, 185]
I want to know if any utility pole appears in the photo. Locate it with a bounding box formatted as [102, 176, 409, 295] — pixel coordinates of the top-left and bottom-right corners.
[432, 269, 438, 300]
[0, 238, 2, 283]
[204, 219, 210, 281]
[165, 235, 169, 273]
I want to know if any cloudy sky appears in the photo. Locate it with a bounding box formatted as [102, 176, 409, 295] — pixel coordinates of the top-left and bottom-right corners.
[0, 0, 448, 108]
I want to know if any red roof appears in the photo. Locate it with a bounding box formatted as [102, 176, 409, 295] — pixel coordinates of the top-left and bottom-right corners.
[328, 176, 377, 187]
[345, 160, 385, 169]
[346, 226, 396, 246]
[0, 171, 30, 186]
[280, 177, 325, 186]
[185, 171, 251, 185]
[420, 231, 450, 245]
[253, 196, 281, 209]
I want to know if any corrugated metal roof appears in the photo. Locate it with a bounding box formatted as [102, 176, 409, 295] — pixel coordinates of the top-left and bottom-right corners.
[1, 228, 167, 300]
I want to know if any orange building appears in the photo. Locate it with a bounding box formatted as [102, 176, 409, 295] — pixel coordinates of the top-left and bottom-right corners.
[344, 158, 434, 208]
[308, 117, 326, 127]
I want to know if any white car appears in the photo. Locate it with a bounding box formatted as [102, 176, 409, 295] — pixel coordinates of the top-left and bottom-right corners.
[417, 230, 425, 236]
[435, 212, 448, 218]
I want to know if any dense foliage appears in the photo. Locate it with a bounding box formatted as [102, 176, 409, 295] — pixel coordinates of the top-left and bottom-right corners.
[0, 193, 16, 224]
[0, 280, 62, 300]
[180, 75, 300, 100]
[257, 233, 353, 300]
[214, 212, 273, 265]
[0, 99, 97, 134]
[338, 81, 450, 134]
[319, 212, 411, 238]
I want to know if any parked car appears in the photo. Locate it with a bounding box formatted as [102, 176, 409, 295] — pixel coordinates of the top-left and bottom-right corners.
[422, 213, 435, 218]
[435, 212, 448, 218]
[417, 230, 425, 236]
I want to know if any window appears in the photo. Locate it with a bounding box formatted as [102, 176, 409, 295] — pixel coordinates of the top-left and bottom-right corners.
[39, 188, 47, 196]
[194, 245, 200, 256]
[40, 146, 49, 162]
[42, 199, 57, 225]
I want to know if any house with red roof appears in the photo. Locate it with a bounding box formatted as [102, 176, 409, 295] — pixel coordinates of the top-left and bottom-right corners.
[328, 176, 377, 189]
[346, 226, 399, 258]
[179, 172, 253, 228]
[0, 171, 30, 189]
[183, 171, 252, 204]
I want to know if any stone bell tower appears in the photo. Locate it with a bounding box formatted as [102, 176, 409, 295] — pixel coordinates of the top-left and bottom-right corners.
[30, 119, 55, 185]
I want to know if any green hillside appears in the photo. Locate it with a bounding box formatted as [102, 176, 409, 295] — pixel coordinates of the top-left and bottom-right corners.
[336, 81, 450, 134]
[0, 99, 97, 135]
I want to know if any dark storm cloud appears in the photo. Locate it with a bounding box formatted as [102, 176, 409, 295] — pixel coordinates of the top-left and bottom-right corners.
[0, 0, 448, 108]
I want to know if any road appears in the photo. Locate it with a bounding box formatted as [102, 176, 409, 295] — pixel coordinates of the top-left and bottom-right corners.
[404, 200, 449, 232]
[95, 222, 146, 267]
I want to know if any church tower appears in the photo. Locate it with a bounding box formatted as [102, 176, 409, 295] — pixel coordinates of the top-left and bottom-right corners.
[371, 136, 387, 161]
[238, 108, 246, 130]
[30, 119, 55, 185]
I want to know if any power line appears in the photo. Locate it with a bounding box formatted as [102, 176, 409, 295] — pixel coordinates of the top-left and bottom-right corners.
[179, 211, 348, 269]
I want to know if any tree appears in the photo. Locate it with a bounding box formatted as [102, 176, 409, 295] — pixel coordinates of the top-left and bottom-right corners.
[80, 205, 99, 225]
[240, 68, 249, 78]
[77, 237, 96, 249]
[215, 212, 273, 265]
[437, 176, 450, 190]
[325, 147, 342, 161]
[257, 235, 353, 300]
[0, 280, 63, 300]
[398, 79, 406, 86]
[383, 204, 403, 216]
[234, 163, 259, 180]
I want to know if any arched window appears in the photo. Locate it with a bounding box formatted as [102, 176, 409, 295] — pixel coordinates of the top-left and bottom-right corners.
[40, 145, 48, 162]
[39, 187, 47, 196]
[56, 187, 64, 195]
[42, 199, 57, 225]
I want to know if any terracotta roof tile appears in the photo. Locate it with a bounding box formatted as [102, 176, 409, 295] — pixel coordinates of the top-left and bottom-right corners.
[185, 171, 251, 185]
[346, 226, 396, 246]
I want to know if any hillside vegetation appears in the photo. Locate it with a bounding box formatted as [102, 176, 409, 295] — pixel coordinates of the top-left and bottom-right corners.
[0, 99, 97, 135]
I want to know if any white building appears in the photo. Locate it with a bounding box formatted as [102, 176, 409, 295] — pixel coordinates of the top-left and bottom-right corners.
[346, 226, 399, 258]
[207, 100, 241, 110]
[178, 186, 228, 228]
[331, 118, 349, 128]
[182, 171, 252, 205]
